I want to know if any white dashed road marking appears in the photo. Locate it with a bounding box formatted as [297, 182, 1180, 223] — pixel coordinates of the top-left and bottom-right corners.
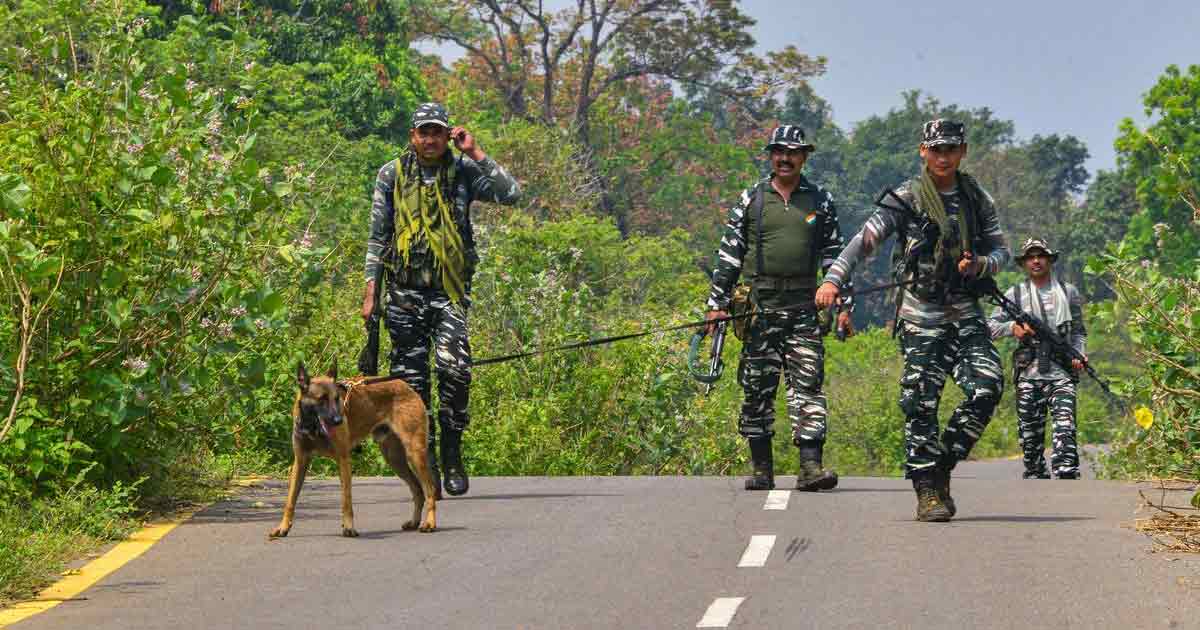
[696, 597, 746, 628]
[763, 489, 790, 510]
[737, 534, 777, 568]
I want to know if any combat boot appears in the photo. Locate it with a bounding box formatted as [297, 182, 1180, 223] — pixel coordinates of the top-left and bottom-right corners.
[794, 440, 838, 491]
[913, 473, 952, 522]
[440, 427, 470, 496]
[933, 453, 956, 517]
[744, 436, 775, 490]
[1056, 471, 1080, 480]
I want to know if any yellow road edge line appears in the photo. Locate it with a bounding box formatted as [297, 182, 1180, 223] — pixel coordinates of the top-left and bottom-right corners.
[0, 518, 188, 628]
[0, 476, 266, 628]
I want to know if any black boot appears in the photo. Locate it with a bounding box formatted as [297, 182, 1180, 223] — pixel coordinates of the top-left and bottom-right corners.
[794, 440, 838, 491]
[427, 431, 443, 500]
[933, 453, 956, 517]
[744, 436, 775, 491]
[913, 471, 952, 522]
[440, 428, 469, 496]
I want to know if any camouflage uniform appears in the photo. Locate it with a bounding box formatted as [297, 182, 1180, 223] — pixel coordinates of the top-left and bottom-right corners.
[987, 247, 1087, 479]
[824, 129, 1011, 481]
[707, 174, 850, 445]
[365, 105, 520, 462]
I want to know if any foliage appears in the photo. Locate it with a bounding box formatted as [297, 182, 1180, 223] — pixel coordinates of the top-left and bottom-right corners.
[1114, 64, 1200, 275]
[0, 480, 140, 605]
[413, 0, 826, 234]
[0, 0, 422, 501]
[1089, 65, 1200, 503]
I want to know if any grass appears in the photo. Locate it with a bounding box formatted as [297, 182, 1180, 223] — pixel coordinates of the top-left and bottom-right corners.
[0, 447, 272, 608]
[0, 483, 140, 606]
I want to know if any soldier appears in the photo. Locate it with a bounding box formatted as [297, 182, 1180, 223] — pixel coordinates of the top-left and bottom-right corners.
[362, 102, 521, 497]
[987, 238, 1087, 480]
[705, 124, 854, 492]
[816, 119, 1011, 522]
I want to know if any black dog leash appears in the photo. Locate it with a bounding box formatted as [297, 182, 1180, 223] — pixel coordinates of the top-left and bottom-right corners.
[472, 278, 914, 367]
[346, 278, 913, 385]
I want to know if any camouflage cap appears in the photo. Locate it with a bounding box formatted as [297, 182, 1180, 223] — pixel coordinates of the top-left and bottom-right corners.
[1015, 237, 1059, 263]
[764, 125, 816, 152]
[922, 118, 966, 147]
[411, 102, 450, 129]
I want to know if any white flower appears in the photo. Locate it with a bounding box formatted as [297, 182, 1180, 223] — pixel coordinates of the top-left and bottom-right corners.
[123, 357, 149, 371]
[185, 79, 198, 93]
[243, 61, 256, 72]
[230, 306, 247, 317]
[200, 317, 214, 329]
[217, 321, 234, 337]
[254, 318, 268, 330]
[1141, 259, 1152, 269]
[206, 117, 222, 137]
[295, 230, 313, 249]
[126, 143, 144, 155]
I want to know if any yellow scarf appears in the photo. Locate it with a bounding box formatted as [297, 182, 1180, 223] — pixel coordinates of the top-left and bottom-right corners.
[391, 152, 466, 302]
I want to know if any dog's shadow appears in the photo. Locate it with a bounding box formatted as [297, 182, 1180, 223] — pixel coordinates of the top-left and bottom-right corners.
[453, 492, 622, 501]
[358, 525, 469, 539]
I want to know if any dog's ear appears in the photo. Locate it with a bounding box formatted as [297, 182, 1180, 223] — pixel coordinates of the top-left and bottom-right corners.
[297, 361, 310, 392]
[327, 358, 338, 381]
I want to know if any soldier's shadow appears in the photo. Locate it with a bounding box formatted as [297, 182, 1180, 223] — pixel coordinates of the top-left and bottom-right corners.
[950, 515, 1093, 523]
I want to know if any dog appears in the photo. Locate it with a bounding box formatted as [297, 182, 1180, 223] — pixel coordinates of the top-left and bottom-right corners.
[269, 360, 437, 538]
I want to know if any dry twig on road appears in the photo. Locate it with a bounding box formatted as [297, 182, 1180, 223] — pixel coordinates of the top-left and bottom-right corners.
[1136, 485, 1200, 553]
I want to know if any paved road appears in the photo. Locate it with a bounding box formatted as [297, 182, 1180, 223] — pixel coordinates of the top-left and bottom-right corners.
[8, 456, 1199, 630]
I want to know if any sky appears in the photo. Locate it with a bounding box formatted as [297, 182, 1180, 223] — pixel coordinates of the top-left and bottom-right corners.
[417, 0, 1200, 179]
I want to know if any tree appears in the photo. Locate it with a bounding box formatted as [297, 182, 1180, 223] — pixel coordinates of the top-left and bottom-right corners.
[412, 0, 826, 234]
[1060, 169, 1137, 295]
[1115, 64, 1200, 274]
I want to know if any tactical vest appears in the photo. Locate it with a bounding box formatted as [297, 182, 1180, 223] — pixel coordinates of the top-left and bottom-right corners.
[742, 181, 824, 294]
[1010, 282, 1078, 382]
[891, 173, 989, 304]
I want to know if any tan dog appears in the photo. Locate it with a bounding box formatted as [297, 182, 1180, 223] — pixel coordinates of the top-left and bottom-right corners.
[269, 361, 437, 538]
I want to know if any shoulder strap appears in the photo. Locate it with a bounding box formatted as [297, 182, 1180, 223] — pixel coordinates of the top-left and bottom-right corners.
[1014, 282, 1022, 316]
[808, 186, 828, 274]
[754, 184, 765, 278]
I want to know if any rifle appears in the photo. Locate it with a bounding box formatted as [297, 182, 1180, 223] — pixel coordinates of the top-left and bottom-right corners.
[981, 281, 1129, 412]
[874, 188, 939, 336]
[357, 254, 388, 377]
[688, 320, 727, 395]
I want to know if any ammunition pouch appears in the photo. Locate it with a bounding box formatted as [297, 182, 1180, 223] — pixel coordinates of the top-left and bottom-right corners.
[730, 283, 757, 341]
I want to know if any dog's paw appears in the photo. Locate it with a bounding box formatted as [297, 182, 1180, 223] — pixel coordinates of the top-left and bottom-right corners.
[269, 527, 290, 539]
[418, 521, 436, 533]
[342, 527, 359, 538]
[401, 519, 418, 531]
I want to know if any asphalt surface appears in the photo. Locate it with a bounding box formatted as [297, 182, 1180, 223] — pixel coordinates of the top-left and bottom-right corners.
[9, 455, 1200, 630]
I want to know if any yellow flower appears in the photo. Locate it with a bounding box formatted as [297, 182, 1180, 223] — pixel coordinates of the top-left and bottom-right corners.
[1134, 406, 1154, 430]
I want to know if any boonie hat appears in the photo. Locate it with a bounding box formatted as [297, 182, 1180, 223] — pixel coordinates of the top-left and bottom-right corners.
[1015, 237, 1059, 263]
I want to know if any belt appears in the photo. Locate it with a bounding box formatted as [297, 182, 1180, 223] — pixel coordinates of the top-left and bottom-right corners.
[752, 276, 816, 291]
